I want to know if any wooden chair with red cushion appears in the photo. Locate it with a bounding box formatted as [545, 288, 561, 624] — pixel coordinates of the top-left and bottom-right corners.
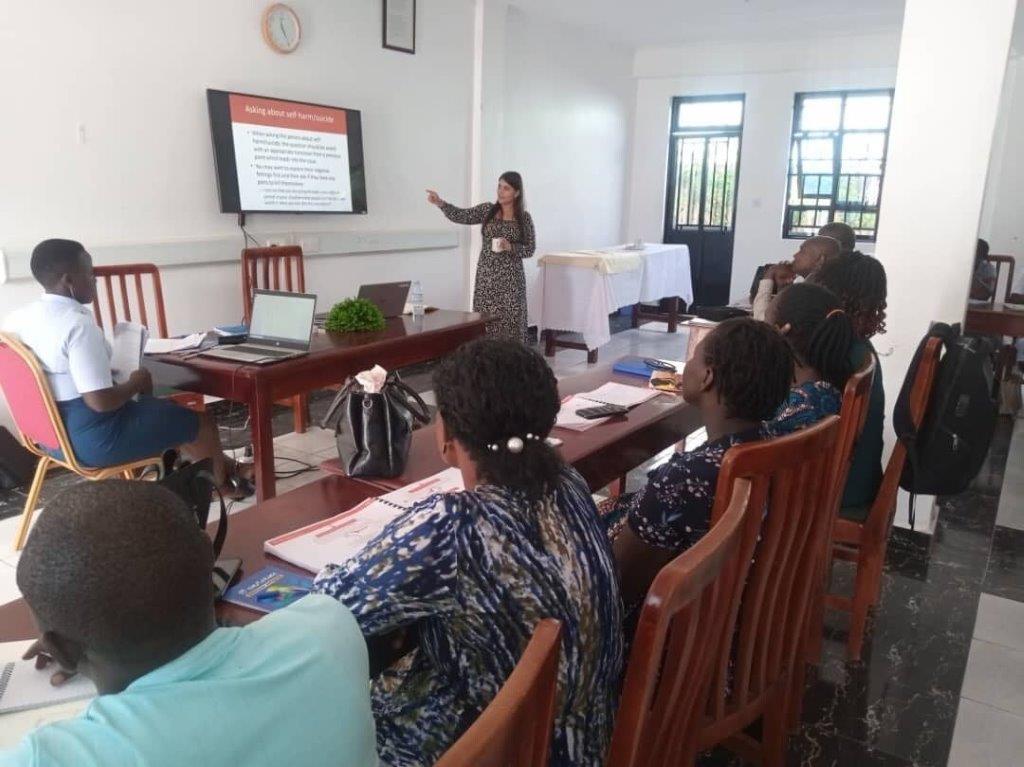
[0, 333, 162, 550]
[607, 478, 755, 767]
[92, 263, 204, 413]
[827, 338, 942, 660]
[696, 416, 840, 767]
[241, 246, 309, 433]
[434, 619, 562, 767]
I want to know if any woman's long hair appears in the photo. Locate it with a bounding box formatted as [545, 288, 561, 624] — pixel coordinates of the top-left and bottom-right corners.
[433, 338, 562, 502]
[771, 282, 856, 390]
[484, 171, 527, 229]
[808, 252, 888, 339]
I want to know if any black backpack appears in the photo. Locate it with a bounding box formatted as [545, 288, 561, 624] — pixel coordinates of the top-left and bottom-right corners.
[894, 323, 997, 525]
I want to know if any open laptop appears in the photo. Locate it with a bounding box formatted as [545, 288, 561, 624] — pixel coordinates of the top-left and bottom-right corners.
[357, 281, 411, 318]
[202, 290, 317, 365]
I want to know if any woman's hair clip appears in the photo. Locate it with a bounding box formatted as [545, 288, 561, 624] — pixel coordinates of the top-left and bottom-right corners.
[487, 433, 541, 454]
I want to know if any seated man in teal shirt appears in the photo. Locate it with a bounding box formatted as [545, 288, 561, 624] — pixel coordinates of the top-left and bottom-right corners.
[0, 481, 378, 767]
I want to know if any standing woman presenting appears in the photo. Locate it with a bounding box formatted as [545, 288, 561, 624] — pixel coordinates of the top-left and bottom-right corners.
[427, 172, 536, 343]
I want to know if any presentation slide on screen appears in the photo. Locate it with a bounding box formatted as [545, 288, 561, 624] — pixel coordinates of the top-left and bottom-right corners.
[228, 94, 353, 212]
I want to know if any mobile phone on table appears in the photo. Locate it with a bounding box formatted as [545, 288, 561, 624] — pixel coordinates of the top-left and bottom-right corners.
[575, 404, 629, 420]
[644, 358, 677, 372]
[212, 558, 243, 600]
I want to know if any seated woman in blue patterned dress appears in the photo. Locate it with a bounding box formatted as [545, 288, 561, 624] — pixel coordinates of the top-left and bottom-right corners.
[313, 339, 623, 767]
[611, 319, 794, 610]
[764, 282, 857, 436]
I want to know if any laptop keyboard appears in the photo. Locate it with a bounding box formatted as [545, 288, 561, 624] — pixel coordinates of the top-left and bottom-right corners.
[227, 345, 295, 358]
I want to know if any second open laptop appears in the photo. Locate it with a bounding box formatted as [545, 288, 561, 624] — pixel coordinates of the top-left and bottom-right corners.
[202, 290, 317, 365]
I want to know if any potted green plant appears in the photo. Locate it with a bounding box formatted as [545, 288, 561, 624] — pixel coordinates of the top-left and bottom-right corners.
[324, 298, 386, 333]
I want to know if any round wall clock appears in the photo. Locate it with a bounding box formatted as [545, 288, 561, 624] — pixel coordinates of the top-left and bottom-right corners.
[262, 3, 301, 54]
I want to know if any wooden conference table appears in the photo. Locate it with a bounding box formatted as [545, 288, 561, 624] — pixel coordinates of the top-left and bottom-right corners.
[964, 302, 1024, 337]
[0, 363, 699, 642]
[324, 363, 701, 494]
[146, 311, 487, 501]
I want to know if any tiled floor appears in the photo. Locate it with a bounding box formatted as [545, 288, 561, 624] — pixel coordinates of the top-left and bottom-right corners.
[1, 321, 1021, 765]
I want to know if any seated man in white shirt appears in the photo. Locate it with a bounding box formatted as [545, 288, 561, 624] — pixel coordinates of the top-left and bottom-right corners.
[2, 239, 251, 497]
[0, 480, 378, 767]
[749, 235, 841, 320]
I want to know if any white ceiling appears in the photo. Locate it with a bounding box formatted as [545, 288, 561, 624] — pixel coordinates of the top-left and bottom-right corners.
[509, 0, 907, 49]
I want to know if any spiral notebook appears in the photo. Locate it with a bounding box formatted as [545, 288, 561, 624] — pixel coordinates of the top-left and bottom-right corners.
[264, 468, 465, 573]
[0, 652, 96, 716]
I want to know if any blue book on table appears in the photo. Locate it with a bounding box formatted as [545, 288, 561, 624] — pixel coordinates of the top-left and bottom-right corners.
[613, 357, 656, 378]
[222, 566, 313, 614]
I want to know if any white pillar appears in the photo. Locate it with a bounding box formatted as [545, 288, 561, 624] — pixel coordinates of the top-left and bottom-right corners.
[874, 0, 1017, 530]
[468, 0, 508, 309]
[877, 0, 1017, 397]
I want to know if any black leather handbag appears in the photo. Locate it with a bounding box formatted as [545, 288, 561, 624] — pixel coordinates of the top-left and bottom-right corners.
[321, 371, 431, 478]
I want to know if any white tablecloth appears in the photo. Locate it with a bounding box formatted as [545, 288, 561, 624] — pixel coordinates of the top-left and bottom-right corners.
[537, 243, 693, 350]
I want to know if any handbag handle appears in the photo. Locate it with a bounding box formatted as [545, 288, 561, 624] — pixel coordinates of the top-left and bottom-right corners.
[389, 374, 432, 424]
[320, 377, 357, 430]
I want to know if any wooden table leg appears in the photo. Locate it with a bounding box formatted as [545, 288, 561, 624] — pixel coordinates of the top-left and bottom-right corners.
[587, 348, 599, 364]
[251, 385, 277, 502]
[667, 297, 679, 333]
[544, 330, 556, 358]
[631, 304, 640, 329]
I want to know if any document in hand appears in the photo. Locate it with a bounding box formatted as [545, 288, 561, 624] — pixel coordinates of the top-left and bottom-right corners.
[264, 468, 465, 572]
[110, 322, 148, 384]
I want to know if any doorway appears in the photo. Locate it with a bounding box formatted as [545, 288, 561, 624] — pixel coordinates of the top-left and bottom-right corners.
[663, 95, 745, 307]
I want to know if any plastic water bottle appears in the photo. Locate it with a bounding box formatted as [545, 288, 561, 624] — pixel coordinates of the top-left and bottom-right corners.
[410, 281, 425, 319]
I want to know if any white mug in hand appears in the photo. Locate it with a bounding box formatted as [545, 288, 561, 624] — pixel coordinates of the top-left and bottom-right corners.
[491, 237, 503, 252]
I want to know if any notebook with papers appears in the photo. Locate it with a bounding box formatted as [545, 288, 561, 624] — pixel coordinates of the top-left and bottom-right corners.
[264, 468, 465, 573]
[555, 383, 662, 432]
[0, 643, 96, 717]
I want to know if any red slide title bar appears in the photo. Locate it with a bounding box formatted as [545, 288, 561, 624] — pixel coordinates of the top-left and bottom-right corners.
[229, 94, 347, 135]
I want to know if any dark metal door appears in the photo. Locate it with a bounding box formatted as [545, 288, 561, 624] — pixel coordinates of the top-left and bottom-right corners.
[663, 95, 745, 307]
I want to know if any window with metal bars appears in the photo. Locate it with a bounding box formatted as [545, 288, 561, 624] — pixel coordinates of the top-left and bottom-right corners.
[783, 89, 894, 242]
[664, 95, 744, 235]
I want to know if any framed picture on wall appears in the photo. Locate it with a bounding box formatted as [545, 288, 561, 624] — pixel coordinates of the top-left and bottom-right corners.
[383, 0, 416, 54]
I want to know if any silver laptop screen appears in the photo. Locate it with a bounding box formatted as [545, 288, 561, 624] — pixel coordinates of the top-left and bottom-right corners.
[249, 291, 316, 346]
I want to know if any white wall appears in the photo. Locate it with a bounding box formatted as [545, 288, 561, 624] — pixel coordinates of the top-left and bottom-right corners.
[627, 33, 900, 302]
[0, 0, 475, 327]
[470, 3, 635, 323]
[980, 54, 1024, 263]
[877, 0, 1016, 394]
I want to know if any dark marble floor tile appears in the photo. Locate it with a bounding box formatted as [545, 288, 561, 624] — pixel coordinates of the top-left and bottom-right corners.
[982, 525, 1024, 603]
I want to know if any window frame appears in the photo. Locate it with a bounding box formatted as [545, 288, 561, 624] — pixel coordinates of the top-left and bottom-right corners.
[782, 88, 894, 243]
[663, 93, 746, 237]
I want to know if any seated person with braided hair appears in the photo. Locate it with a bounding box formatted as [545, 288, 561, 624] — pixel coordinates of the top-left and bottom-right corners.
[612, 318, 794, 609]
[808, 251, 889, 516]
[313, 338, 623, 767]
[1, 481, 377, 767]
[764, 282, 857, 435]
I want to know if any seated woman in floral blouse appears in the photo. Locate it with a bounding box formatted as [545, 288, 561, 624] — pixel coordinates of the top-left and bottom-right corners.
[764, 281, 857, 436]
[612, 318, 794, 610]
[313, 339, 623, 767]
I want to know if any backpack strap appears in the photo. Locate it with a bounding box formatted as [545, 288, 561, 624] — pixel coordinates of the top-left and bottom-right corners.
[197, 468, 228, 558]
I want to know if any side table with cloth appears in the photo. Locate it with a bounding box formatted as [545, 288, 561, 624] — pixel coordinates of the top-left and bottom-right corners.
[537, 244, 693, 362]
